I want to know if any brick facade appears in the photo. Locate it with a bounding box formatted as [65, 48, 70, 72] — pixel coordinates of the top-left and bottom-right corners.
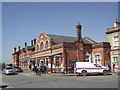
[12, 22, 111, 73]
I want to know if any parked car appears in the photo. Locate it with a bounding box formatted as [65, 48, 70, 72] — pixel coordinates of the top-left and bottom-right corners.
[75, 62, 110, 76]
[2, 66, 17, 75]
[13, 66, 23, 72]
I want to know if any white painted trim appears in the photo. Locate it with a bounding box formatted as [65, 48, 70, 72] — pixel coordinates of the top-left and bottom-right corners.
[113, 36, 119, 46]
[93, 53, 101, 66]
[40, 40, 45, 44]
[39, 40, 45, 50]
[44, 33, 52, 40]
[111, 55, 119, 67]
[45, 39, 50, 48]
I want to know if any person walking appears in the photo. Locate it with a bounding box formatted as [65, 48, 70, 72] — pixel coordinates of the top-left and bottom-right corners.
[36, 65, 41, 75]
[43, 65, 47, 74]
[31, 65, 34, 72]
[112, 63, 115, 73]
[29, 64, 31, 71]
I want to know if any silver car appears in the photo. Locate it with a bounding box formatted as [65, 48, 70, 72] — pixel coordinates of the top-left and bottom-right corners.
[2, 66, 17, 75]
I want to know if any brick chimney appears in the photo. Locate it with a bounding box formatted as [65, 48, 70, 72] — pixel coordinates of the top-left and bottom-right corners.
[34, 38, 36, 45]
[114, 19, 120, 27]
[14, 47, 16, 53]
[76, 22, 83, 42]
[76, 22, 84, 62]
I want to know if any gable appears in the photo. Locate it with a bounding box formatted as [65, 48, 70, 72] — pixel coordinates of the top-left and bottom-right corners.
[37, 32, 51, 44]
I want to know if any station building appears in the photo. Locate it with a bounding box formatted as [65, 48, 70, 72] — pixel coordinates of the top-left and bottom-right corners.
[12, 22, 111, 73]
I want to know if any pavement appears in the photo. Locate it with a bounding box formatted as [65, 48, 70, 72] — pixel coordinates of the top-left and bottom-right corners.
[2, 70, 119, 88]
[22, 70, 78, 76]
[21, 70, 119, 76]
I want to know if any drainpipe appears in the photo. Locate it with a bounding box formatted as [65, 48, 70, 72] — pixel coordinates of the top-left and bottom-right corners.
[64, 49, 68, 74]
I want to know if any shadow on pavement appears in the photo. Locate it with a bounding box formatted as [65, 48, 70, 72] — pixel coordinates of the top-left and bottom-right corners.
[76, 73, 112, 77]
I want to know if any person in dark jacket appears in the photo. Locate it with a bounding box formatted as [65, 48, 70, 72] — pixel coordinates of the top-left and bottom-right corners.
[36, 66, 41, 75]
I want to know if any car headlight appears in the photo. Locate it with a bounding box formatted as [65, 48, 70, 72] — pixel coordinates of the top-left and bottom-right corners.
[6, 70, 9, 73]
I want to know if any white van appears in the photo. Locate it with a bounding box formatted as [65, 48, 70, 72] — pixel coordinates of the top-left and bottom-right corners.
[75, 62, 109, 76]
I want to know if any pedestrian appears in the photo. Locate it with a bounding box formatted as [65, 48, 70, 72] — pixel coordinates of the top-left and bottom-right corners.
[31, 65, 34, 72]
[43, 65, 47, 74]
[112, 63, 115, 73]
[61, 68, 64, 74]
[40, 65, 45, 74]
[29, 65, 31, 71]
[35, 66, 38, 75]
[35, 65, 41, 75]
[46, 66, 48, 73]
[108, 64, 111, 72]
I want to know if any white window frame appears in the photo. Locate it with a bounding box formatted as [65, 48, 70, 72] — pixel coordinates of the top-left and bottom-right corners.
[113, 36, 119, 46]
[113, 56, 119, 67]
[94, 54, 101, 66]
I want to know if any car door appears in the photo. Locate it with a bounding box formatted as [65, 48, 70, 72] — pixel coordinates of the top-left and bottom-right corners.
[92, 64, 102, 73]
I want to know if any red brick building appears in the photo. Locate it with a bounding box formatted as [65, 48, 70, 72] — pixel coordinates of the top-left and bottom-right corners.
[12, 22, 111, 73]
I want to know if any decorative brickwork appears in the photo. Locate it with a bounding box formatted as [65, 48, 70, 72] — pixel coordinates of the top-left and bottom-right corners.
[12, 22, 111, 73]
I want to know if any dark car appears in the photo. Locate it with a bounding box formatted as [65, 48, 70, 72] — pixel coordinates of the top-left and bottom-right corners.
[13, 66, 23, 72]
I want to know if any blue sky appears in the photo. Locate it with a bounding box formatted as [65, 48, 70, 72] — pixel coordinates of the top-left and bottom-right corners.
[2, 2, 118, 64]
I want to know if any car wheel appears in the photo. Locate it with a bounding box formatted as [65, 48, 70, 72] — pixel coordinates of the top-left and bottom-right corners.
[81, 70, 87, 76]
[103, 70, 108, 75]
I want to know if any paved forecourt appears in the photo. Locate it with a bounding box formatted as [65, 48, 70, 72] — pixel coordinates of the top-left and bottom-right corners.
[2, 71, 118, 88]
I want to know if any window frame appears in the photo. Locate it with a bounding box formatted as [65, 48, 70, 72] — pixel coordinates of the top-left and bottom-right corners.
[45, 41, 49, 48]
[94, 54, 101, 66]
[40, 42, 44, 50]
[113, 36, 119, 46]
[113, 56, 119, 67]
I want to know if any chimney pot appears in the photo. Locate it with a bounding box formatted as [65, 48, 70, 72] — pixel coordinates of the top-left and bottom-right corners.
[34, 38, 36, 45]
[76, 22, 82, 39]
[14, 47, 16, 53]
[18, 46, 20, 51]
[31, 40, 33, 46]
[114, 19, 120, 27]
[25, 42, 27, 47]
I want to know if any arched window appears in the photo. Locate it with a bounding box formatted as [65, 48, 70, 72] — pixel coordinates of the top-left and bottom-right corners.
[45, 41, 49, 48]
[36, 44, 39, 51]
[40, 42, 44, 50]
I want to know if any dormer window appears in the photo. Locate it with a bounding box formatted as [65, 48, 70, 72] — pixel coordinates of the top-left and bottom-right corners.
[45, 41, 49, 48]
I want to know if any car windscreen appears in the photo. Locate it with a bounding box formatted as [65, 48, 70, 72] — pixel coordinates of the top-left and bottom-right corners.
[5, 67, 13, 69]
[14, 67, 20, 69]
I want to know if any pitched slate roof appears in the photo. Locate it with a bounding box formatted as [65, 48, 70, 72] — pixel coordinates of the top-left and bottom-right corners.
[46, 34, 96, 44]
